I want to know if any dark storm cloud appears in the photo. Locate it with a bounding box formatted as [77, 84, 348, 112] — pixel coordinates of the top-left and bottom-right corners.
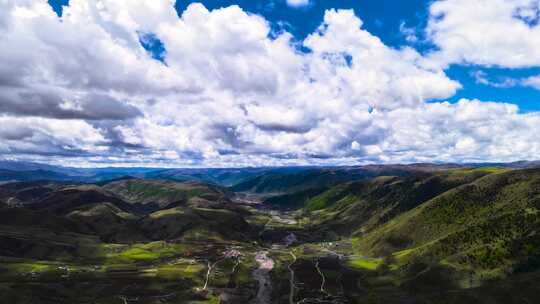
[1, 146, 95, 157]
[0, 127, 34, 141]
[0, 129, 98, 157]
[0, 89, 142, 120]
[93, 121, 148, 150]
[0, 72, 23, 87]
[207, 123, 251, 150]
[254, 122, 313, 134]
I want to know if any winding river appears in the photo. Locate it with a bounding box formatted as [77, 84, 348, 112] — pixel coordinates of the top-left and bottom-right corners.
[251, 211, 301, 304]
[252, 251, 274, 304]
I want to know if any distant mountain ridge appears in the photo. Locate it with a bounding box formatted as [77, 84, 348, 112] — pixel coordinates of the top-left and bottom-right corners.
[0, 160, 539, 185]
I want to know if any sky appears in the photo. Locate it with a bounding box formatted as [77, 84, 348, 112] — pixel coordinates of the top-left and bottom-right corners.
[0, 0, 539, 167]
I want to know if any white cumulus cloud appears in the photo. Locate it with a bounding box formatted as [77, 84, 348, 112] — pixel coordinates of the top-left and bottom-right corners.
[425, 0, 540, 68]
[0, 0, 538, 166]
[286, 0, 311, 8]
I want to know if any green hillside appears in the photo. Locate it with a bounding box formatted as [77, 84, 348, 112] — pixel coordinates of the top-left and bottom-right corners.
[229, 168, 388, 193]
[103, 179, 228, 209]
[350, 168, 540, 278]
[303, 168, 500, 236]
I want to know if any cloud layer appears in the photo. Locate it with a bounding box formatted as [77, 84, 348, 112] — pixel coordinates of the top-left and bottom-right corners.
[426, 0, 540, 68]
[0, 0, 539, 167]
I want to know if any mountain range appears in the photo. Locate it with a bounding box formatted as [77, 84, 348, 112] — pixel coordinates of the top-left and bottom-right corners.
[1, 161, 540, 303]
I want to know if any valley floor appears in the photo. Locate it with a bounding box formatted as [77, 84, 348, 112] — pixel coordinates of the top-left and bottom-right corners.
[2, 205, 540, 304]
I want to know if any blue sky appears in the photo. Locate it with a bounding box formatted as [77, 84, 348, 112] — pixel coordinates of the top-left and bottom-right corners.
[1, 0, 538, 166]
[444, 66, 540, 112]
[174, 0, 428, 44]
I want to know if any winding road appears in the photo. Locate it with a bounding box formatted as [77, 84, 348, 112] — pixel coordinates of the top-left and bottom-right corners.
[203, 259, 224, 290]
[315, 259, 329, 296]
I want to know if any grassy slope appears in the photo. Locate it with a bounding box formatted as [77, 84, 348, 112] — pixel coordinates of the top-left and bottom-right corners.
[103, 179, 226, 208]
[355, 168, 540, 276]
[229, 168, 375, 193]
[262, 187, 329, 209]
[0, 181, 72, 206]
[0, 178, 256, 259]
[140, 206, 254, 241]
[304, 168, 498, 236]
[30, 185, 134, 215]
